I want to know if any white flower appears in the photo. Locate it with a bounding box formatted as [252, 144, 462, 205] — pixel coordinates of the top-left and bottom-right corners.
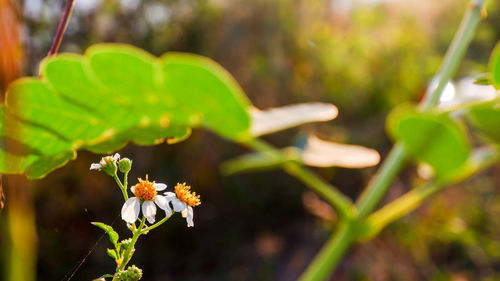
[164, 183, 201, 227]
[90, 153, 120, 170]
[121, 176, 172, 224]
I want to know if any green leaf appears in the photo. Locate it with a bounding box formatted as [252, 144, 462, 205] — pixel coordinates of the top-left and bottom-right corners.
[490, 41, 500, 89]
[160, 53, 251, 140]
[1, 43, 254, 178]
[92, 222, 119, 248]
[387, 105, 470, 178]
[466, 107, 500, 143]
[106, 248, 118, 260]
[25, 151, 77, 179]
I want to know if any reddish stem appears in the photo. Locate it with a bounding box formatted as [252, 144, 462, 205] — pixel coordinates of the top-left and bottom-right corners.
[47, 0, 76, 56]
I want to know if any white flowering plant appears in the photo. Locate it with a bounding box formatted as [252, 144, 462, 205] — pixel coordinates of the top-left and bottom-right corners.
[89, 154, 200, 281]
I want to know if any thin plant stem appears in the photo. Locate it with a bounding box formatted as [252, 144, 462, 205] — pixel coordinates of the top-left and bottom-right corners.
[419, 0, 487, 111]
[141, 213, 172, 233]
[116, 217, 146, 274]
[47, 0, 76, 56]
[244, 139, 354, 218]
[113, 174, 129, 201]
[298, 222, 353, 281]
[123, 171, 129, 195]
[355, 142, 407, 218]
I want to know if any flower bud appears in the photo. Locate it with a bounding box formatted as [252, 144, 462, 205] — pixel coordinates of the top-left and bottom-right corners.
[116, 265, 143, 281]
[118, 158, 132, 173]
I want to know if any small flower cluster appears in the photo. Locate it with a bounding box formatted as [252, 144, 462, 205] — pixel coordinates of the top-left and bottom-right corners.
[90, 153, 201, 227]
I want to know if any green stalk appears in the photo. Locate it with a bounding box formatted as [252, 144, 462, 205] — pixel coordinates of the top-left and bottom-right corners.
[245, 139, 354, 218]
[355, 143, 407, 218]
[141, 213, 172, 233]
[419, 0, 486, 111]
[298, 223, 353, 281]
[113, 174, 129, 201]
[116, 217, 146, 274]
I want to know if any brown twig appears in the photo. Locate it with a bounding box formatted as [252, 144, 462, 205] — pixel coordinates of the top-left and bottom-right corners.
[47, 0, 76, 56]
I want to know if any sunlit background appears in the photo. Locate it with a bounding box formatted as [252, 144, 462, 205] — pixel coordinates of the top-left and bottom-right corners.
[1, 0, 500, 280]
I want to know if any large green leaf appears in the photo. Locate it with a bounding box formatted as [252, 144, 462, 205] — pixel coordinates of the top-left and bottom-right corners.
[160, 53, 251, 140]
[1, 43, 252, 178]
[387, 105, 470, 178]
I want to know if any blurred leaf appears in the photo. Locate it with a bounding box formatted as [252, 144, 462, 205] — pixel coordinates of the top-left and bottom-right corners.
[466, 106, 500, 143]
[220, 147, 301, 175]
[92, 222, 119, 248]
[387, 105, 470, 178]
[25, 151, 76, 179]
[490, 41, 500, 89]
[250, 103, 338, 137]
[300, 135, 380, 168]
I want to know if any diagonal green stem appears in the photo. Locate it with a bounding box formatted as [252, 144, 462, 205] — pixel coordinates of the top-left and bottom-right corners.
[116, 217, 146, 274]
[244, 139, 354, 218]
[298, 222, 354, 281]
[141, 213, 172, 233]
[113, 174, 129, 201]
[355, 143, 407, 218]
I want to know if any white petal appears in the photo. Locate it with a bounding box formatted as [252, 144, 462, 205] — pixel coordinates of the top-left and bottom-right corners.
[100, 159, 107, 165]
[154, 195, 172, 217]
[154, 183, 167, 191]
[90, 163, 102, 170]
[142, 200, 157, 224]
[183, 206, 194, 227]
[131, 186, 136, 193]
[171, 198, 187, 212]
[113, 153, 120, 161]
[164, 192, 176, 198]
[121, 197, 140, 223]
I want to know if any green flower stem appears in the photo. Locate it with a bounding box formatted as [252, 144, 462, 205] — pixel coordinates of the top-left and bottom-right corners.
[123, 170, 129, 196]
[366, 147, 500, 235]
[298, 222, 354, 281]
[117, 217, 146, 274]
[113, 174, 129, 202]
[244, 139, 354, 219]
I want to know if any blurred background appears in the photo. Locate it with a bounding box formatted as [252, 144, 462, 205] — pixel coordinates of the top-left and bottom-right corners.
[1, 0, 500, 280]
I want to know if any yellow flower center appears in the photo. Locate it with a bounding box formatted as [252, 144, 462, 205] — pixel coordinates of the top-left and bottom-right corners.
[175, 182, 201, 207]
[103, 156, 114, 163]
[133, 175, 157, 201]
